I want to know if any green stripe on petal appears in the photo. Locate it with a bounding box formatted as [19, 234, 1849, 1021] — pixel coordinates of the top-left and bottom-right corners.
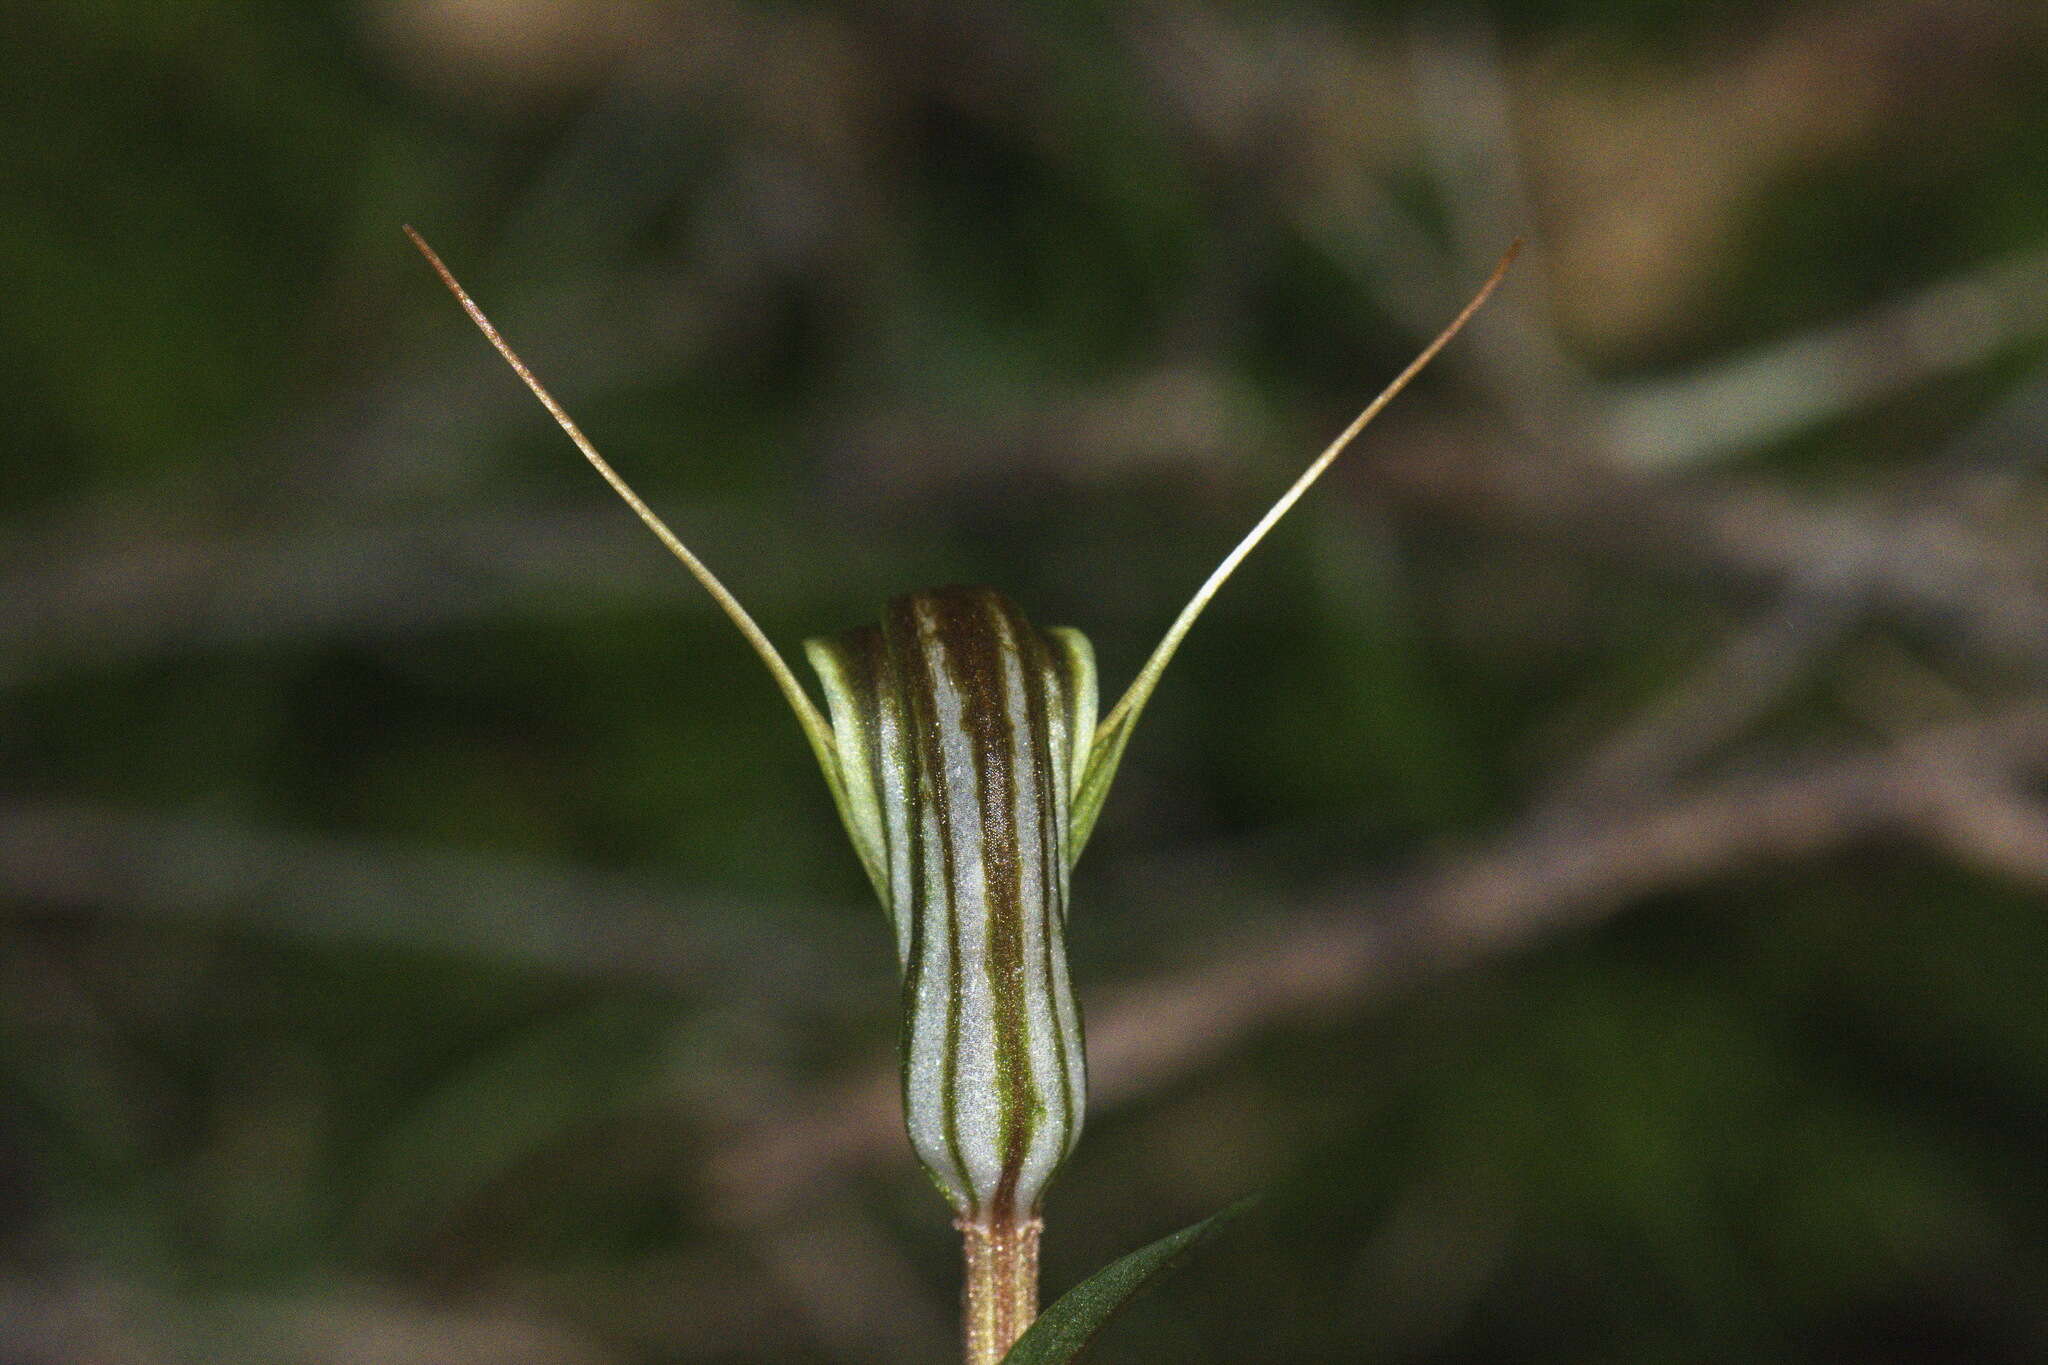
[1043, 627, 1098, 868]
[803, 627, 899, 930]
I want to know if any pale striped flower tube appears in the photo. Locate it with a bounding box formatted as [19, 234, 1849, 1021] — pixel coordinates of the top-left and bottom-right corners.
[806, 587, 1096, 1223]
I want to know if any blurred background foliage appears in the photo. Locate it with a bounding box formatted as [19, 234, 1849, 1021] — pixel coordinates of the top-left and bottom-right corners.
[6, 1, 2048, 1361]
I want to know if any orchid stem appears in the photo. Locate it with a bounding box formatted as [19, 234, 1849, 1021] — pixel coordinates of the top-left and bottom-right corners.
[961, 1215, 1041, 1364]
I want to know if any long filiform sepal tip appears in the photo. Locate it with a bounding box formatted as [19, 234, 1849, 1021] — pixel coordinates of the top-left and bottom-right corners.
[1068, 240, 1522, 859]
[403, 227, 875, 882]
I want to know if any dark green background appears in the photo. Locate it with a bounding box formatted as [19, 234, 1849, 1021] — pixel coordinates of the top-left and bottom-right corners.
[7, 3, 2048, 1361]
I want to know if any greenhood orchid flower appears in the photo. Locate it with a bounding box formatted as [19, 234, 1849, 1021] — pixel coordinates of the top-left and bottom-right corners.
[407, 226, 1514, 1362]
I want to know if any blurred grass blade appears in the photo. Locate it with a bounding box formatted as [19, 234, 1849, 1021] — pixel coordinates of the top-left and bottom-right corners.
[1070, 244, 1519, 861]
[999, 1199, 1254, 1365]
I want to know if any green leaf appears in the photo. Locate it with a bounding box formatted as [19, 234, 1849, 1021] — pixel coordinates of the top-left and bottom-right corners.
[1000, 1199, 1254, 1365]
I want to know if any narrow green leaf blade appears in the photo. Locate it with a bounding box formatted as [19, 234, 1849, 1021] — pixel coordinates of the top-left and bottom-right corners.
[1000, 1199, 1254, 1365]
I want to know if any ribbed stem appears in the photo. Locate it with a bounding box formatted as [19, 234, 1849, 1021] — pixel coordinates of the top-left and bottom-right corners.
[961, 1215, 1040, 1365]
